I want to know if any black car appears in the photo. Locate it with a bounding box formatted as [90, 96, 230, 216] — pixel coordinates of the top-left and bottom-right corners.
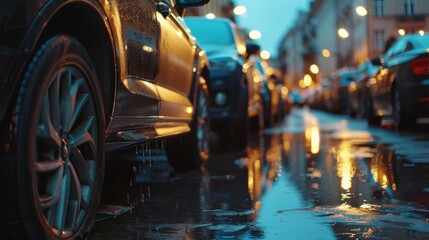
[0, 0, 210, 238]
[347, 57, 380, 118]
[368, 34, 429, 130]
[323, 68, 355, 113]
[185, 17, 264, 148]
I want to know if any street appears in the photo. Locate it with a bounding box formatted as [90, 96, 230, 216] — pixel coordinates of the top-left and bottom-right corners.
[89, 107, 429, 240]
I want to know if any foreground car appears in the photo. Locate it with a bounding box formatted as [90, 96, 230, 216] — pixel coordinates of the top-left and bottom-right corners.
[185, 17, 264, 148]
[368, 34, 429, 130]
[0, 0, 210, 238]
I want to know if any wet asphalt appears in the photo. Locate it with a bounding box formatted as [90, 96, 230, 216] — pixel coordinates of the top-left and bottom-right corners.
[89, 107, 429, 240]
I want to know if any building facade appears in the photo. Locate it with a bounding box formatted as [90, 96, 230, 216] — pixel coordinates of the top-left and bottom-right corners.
[278, 0, 429, 88]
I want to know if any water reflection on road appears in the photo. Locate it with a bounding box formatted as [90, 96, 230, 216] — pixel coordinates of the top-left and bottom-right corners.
[90, 108, 429, 240]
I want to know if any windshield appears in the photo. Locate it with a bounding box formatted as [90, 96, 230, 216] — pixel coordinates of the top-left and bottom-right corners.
[186, 19, 234, 46]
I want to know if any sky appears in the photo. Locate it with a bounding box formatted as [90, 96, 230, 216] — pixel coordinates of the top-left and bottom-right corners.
[234, 0, 312, 58]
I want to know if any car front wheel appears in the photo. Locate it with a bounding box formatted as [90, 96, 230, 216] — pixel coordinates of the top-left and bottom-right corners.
[393, 87, 414, 131]
[14, 35, 105, 239]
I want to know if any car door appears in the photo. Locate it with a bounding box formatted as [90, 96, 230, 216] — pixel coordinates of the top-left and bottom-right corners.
[373, 39, 407, 112]
[108, 0, 161, 131]
[154, 0, 195, 121]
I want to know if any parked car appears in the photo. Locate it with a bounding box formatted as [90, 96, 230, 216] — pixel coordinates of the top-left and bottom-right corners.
[323, 68, 355, 113]
[246, 42, 282, 127]
[289, 90, 304, 107]
[347, 57, 380, 118]
[368, 34, 429, 130]
[276, 78, 292, 118]
[0, 0, 210, 238]
[185, 17, 264, 148]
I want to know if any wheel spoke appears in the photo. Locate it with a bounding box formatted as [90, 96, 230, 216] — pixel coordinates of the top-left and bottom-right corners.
[40, 165, 64, 210]
[66, 163, 82, 231]
[38, 94, 61, 148]
[69, 116, 95, 148]
[61, 68, 84, 133]
[50, 72, 62, 130]
[36, 161, 63, 173]
[54, 164, 71, 233]
[71, 93, 90, 130]
[70, 147, 92, 186]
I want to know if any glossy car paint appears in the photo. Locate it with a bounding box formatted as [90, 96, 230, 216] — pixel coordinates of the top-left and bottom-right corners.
[0, 0, 210, 152]
[185, 17, 262, 129]
[370, 34, 429, 119]
[0, 0, 210, 236]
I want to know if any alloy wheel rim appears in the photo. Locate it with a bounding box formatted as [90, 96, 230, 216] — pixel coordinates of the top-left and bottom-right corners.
[35, 66, 98, 237]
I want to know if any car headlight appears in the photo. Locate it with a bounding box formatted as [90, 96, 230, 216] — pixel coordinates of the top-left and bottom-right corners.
[214, 92, 227, 106]
[209, 58, 238, 72]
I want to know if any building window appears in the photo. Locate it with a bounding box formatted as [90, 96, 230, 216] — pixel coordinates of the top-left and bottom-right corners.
[374, 0, 385, 17]
[404, 0, 415, 16]
[375, 30, 385, 51]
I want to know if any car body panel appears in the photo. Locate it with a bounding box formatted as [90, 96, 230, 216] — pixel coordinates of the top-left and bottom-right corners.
[185, 17, 262, 129]
[0, 0, 210, 152]
[370, 34, 429, 119]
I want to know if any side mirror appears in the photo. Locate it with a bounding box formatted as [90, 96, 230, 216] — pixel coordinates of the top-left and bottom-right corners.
[246, 42, 261, 58]
[176, 0, 211, 7]
[370, 57, 382, 66]
[176, 0, 210, 18]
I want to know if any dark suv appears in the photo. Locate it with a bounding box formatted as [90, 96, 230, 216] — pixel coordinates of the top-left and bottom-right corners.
[185, 17, 264, 148]
[0, 0, 210, 238]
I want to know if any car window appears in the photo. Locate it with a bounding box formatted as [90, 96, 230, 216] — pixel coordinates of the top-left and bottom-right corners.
[186, 19, 234, 46]
[384, 39, 406, 60]
[410, 34, 429, 49]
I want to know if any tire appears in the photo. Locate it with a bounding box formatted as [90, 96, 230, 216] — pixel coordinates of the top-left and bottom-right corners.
[367, 96, 381, 126]
[360, 90, 369, 119]
[233, 91, 249, 149]
[250, 95, 265, 133]
[14, 35, 105, 239]
[263, 97, 272, 127]
[166, 78, 210, 170]
[393, 87, 414, 131]
[347, 98, 356, 117]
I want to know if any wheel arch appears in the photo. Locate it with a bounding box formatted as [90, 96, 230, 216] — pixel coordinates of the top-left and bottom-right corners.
[37, 2, 116, 127]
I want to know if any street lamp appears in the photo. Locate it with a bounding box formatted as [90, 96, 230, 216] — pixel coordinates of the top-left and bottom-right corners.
[205, 13, 216, 19]
[260, 50, 270, 60]
[233, 6, 247, 16]
[249, 30, 262, 40]
[322, 49, 331, 58]
[303, 74, 312, 87]
[310, 64, 319, 74]
[355, 6, 368, 16]
[338, 28, 350, 39]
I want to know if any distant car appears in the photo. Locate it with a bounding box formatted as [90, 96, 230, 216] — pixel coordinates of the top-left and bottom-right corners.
[185, 17, 264, 148]
[368, 34, 429, 130]
[246, 43, 281, 127]
[289, 90, 304, 107]
[323, 68, 355, 113]
[0, 0, 210, 238]
[347, 57, 380, 118]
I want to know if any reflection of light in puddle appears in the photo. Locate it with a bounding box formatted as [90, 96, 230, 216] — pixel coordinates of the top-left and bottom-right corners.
[331, 130, 373, 141]
[334, 142, 355, 191]
[360, 203, 380, 212]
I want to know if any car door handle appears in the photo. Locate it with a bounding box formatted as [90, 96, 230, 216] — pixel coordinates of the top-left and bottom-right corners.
[156, 2, 171, 18]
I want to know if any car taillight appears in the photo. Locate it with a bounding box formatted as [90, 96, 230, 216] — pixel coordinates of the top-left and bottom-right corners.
[412, 57, 429, 75]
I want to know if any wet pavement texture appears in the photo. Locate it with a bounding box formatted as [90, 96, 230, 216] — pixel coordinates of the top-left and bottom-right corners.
[89, 107, 429, 240]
